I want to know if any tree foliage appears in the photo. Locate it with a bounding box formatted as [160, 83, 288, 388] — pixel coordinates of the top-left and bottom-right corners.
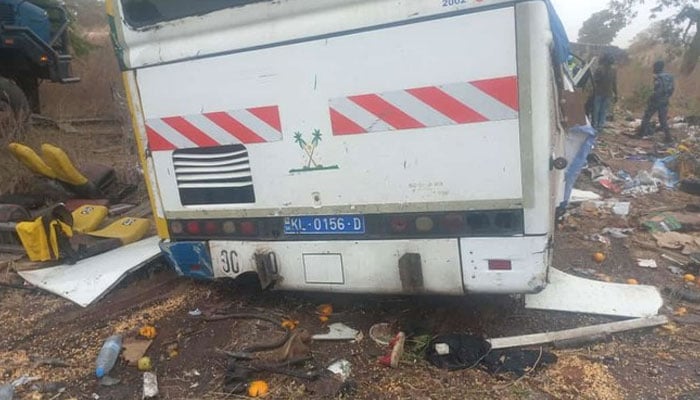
[608, 0, 700, 73]
[578, 9, 627, 45]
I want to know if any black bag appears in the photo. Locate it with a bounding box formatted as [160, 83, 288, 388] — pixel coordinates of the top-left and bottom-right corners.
[425, 334, 491, 371]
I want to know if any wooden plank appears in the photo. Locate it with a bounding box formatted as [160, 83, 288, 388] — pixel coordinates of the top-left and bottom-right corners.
[487, 315, 669, 350]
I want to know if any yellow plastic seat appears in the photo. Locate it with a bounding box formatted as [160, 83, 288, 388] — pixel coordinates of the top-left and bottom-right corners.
[88, 217, 150, 245]
[71, 205, 109, 233]
[8, 142, 57, 179]
[40, 143, 89, 186]
[16, 217, 73, 262]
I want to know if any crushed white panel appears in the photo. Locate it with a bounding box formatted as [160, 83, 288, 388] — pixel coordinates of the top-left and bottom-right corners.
[525, 268, 663, 318]
[18, 237, 161, 307]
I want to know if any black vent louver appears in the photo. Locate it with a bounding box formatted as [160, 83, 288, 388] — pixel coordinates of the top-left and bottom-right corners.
[173, 144, 255, 205]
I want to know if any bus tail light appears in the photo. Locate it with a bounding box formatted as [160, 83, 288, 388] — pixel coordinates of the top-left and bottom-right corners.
[415, 216, 434, 232]
[185, 221, 200, 235]
[488, 260, 512, 271]
[222, 221, 236, 234]
[389, 216, 409, 233]
[204, 221, 219, 235]
[239, 221, 257, 236]
[442, 214, 465, 233]
[170, 221, 184, 234]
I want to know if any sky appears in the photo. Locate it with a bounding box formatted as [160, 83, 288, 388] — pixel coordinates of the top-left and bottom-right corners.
[549, 0, 673, 47]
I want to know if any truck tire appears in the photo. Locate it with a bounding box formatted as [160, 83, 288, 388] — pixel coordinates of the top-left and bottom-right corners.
[0, 77, 31, 123]
[0, 76, 30, 139]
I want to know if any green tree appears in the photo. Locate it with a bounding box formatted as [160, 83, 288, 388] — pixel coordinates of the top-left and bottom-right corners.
[578, 10, 627, 45]
[608, 0, 700, 73]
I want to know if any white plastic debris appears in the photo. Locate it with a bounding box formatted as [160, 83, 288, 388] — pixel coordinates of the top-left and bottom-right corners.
[637, 259, 658, 269]
[312, 323, 361, 341]
[188, 308, 202, 316]
[327, 359, 352, 381]
[435, 343, 451, 356]
[143, 372, 158, 399]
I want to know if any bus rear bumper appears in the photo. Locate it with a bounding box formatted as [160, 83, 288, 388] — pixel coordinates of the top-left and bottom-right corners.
[160, 236, 550, 295]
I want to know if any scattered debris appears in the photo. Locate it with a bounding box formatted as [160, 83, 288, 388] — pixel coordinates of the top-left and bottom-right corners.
[98, 376, 120, 387]
[637, 259, 658, 269]
[378, 332, 405, 368]
[122, 339, 153, 366]
[602, 227, 634, 238]
[312, 323, 362, 341]
[187, 308, 202, 317]
[653, 232, 700, 253]
[369, 323, 395, 347]
[142, 372, 158, 399]
[569, 189, 601, 203]
[30, 357, 69, 369]
[17, 236, 161, 307]
[488, 316, 669, 350]
[525, 268, 663, 317]
[327, 359, 352, 381]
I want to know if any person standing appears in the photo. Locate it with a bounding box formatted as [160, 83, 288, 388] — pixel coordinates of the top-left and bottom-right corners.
[637, 60, 675, 143]
[591, 53, 618, 132]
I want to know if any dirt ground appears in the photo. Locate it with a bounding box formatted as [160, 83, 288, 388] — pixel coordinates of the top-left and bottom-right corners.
[1, 117, 700, 400]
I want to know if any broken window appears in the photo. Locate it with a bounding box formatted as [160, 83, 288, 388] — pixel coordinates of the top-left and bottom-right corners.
[120, 0, 272, 28]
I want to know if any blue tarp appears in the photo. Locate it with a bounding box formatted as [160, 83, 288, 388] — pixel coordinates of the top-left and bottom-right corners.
[545, 0, 571, 65]
[562, 125, 597, 208]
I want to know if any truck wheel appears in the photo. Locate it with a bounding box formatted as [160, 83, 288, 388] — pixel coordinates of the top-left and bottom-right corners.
[0, 77, 30, 141]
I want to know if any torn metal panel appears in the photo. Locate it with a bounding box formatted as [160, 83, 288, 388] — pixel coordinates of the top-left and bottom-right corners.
[525, 268, 664, 318]
[18, 236, 161, 307]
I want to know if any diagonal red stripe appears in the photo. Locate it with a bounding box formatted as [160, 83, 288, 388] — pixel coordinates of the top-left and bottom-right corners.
[407, 86, 488, 124]
[471, 76, 519, 111]
[162, 116, 219, 147]
[248, 106, 282, 132]
[146, 125, 177, 151]
[349, 94, 425, 130]
[204, 112, 266, 144]
[329, 108, 367, 135]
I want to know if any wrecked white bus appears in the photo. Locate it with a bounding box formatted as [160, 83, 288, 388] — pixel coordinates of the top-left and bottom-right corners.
[108, 0, 571, 295]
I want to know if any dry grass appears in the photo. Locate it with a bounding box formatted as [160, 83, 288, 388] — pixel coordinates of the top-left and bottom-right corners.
[618, 43, 700, 116]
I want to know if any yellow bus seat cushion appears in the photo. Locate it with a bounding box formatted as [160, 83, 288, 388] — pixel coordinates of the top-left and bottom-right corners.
[8, 142, 57, 179]
[40, 143, 89, 186]
[72, 205, 109, 233]
[87, 217, 150, 245]
[16, 217, 73, 262]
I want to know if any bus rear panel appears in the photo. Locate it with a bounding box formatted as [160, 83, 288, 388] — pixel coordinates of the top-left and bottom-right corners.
[110, 0, 560, 295]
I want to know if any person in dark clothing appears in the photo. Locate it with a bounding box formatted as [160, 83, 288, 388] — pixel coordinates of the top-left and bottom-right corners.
[637, 60, 675, 142]
[591, 53, 618, 132]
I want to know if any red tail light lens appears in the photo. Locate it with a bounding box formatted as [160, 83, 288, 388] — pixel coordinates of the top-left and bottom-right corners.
[185, 221, 201, 235]
[239, 221, 257, 236]
[170, 221, 184, 234]
[442, 214, 465, 232]
[390, 217, 409, 233]
[488, 260, 512, 271]
[204, 221, 218, 235]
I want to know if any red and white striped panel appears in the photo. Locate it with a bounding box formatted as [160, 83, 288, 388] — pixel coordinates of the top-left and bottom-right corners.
[145, 106, 282, 151]
[329, 76, 519, 136]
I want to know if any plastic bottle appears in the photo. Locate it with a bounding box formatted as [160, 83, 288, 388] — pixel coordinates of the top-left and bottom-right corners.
[95, 335, 122, 378]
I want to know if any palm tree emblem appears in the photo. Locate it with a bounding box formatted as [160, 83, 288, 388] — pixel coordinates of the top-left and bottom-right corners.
[289, 129, 339, 173]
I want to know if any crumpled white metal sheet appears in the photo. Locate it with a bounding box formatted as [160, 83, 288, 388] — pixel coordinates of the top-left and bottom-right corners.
[18, 236, 161, 307]
[525, 268, 664, 318]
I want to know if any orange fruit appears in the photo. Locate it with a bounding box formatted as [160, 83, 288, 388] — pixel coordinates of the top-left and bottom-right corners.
[281, 319, 299, 330]
[626, 278, 639, 285]
[674, 307, 688, 316]
[139, 325, 157, 339]
[684, 274, 696, 283]
[248, 380, 269, 397]
[592, 252, 606, 263]
[316, 304, 333, 316]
